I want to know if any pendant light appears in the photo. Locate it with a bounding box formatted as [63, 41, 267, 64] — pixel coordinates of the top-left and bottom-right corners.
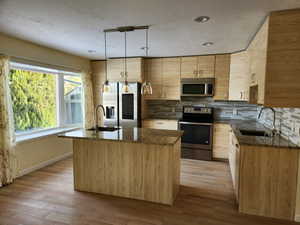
[141, 28, 152, 95]
[103, 32, 110, 93]
[122, 31, 130, 93]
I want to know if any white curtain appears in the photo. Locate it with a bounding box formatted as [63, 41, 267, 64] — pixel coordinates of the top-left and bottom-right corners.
[0, 55, 16, 187]
[82, 70, 95, 129]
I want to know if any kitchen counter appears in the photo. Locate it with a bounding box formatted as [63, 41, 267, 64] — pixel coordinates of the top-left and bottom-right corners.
[215, 119, 299, 149]
[58, 127, 183, 145]
[58, 127, 182, 205]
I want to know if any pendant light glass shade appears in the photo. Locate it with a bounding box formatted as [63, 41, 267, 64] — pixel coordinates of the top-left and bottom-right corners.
[122, 80, 130, 93]
[141, 29, 152, 95]
[102, 32, 110, 93]
[103, 80, 110, 93]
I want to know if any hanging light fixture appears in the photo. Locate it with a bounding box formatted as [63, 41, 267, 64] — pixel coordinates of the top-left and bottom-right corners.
[122, 31, 130, 93]
[103, 32, 110, 93]
[141, 28, 152, 95]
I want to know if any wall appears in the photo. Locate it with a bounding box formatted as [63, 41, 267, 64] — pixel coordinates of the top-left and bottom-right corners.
[145, 98, 259, 121]
[261, 108, 300, 146]
[0, 33, 90, 71]
[16, 136, 73, 176]
[0, 33, 90, 176]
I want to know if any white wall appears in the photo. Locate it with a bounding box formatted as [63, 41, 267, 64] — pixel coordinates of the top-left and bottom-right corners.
[16, 136, 73, 176]
[0, 33, 90, 71]
[0, 32, 90, 176]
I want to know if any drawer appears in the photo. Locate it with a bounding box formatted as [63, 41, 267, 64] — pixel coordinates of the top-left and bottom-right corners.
[143, 119, 178, 130]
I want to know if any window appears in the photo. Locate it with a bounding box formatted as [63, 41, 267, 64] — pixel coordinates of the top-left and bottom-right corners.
[9, 63, 83, 135]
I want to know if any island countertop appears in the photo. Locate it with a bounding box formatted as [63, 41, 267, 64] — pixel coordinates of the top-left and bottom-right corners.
[58, 127, 183, 145]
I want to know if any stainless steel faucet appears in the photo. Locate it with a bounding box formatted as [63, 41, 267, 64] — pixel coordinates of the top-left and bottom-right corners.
[95, 104, 105, 129]
[258, 107, 277, 136]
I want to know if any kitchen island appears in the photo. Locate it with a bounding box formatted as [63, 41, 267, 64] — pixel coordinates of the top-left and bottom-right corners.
[59, 127, 183, 205]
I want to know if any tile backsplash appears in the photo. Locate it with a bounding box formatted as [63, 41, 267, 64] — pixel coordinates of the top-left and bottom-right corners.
[145, 98, 300, 146]
[260, 108, 300, 146]
[145, 97, 259, 121]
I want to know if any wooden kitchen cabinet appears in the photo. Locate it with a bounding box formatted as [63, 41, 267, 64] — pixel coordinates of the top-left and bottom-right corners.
[213, 54, 231, 100]
[144, 58, 180, 100]
[143, 119, 178, 130]
[247, 9, 300, 107]
[162, 57, 181, 100]
[180, 56, 198, 79]
[228, 129, 240, 201]
[229, 128, 300, 221]
[213, 123, 230, 160]
[107, 57, 143, 82]
[181, 55, 215, 78]
[229, 51, 250, 101]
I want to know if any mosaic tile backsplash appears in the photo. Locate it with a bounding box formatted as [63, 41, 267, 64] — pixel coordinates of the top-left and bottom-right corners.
[260, 108, 300, 146]
[145, 97, 259, 121]
[145, 98, 300, 146]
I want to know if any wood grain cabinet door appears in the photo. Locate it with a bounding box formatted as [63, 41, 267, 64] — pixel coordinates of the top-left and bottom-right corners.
[162, 58, 181, 100]
[197, 55, 215, 78]
[180, 56, 198, 78]
[107, 58, 124, 82]
[229, 51, 250, 101]
[126, 58, 143, 82]
[213, 54, 230, 100]
[213, 123, 230, 159]
[144, 58, 163, 99]
[107, 58, 143, 82]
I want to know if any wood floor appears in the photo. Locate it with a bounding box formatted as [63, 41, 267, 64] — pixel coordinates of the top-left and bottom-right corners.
[0, 158, 297, 225]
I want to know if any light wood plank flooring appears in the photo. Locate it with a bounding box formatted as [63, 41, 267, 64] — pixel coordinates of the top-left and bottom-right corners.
[0, 158, 297, 225]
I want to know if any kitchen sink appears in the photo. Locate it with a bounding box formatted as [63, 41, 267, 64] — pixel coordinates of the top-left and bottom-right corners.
[87, 127, 120, 132]
[239, 129, 270, 137]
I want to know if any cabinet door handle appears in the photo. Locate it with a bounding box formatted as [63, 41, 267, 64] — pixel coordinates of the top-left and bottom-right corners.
[240, 92, 243, 99]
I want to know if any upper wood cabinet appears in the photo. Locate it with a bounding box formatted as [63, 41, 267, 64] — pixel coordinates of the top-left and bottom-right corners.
[213, 54, 231, 100]
[248, 9, 300, 107]
[162, 58, 181, 100]
[229, 51, 250, 101]
[144, 57, 180, 100]
[181, 55, 215, 78]
[107, 57, 143, 82]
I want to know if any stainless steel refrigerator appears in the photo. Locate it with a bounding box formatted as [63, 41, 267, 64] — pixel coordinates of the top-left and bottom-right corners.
[102, 82, 141, 128]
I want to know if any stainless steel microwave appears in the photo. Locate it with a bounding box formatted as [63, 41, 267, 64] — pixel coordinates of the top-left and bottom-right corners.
[181, 78, 215, 97]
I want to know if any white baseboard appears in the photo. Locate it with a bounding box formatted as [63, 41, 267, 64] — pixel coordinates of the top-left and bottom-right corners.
[17, 152, 73, 178]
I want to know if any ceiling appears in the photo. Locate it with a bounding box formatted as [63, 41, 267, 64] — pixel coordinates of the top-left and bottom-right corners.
[0, 0, 300, 60]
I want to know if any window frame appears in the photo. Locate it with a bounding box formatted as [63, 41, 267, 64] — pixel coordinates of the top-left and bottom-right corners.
[9, 62, 83, 138]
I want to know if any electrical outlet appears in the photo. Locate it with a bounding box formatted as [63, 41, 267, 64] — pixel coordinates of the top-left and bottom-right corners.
[295, 123, 300, 136]
[233, 108, 238, 116]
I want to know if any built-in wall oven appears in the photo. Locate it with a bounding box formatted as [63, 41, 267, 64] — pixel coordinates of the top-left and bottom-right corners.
[179, 106, 214, 160]
[181, 78, 214, 97]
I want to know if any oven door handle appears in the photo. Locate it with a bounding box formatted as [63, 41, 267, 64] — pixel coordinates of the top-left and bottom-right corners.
[179, 121, 213, 126]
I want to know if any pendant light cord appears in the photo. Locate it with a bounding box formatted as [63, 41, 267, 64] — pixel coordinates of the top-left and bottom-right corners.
[124, 31, 127, 82]
[104, 32, 108, 81]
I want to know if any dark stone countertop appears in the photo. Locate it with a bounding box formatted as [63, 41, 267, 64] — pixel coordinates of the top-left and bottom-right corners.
[58, 127, 183, 145]
[215, 119, 299, 149]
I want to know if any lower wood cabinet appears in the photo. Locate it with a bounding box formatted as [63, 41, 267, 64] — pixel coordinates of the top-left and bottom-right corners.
[229, 129, 300, 221]
[142, 119, 178, 130]
[213, 123, 230, 160]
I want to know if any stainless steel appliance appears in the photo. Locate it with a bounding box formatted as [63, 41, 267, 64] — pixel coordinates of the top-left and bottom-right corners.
[179, 106, 214, 160]
[103, 82, 141, 128]
[181, 78, 214, 97]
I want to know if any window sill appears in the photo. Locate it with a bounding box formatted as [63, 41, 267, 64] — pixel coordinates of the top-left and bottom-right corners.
[16, 127, 81, 143]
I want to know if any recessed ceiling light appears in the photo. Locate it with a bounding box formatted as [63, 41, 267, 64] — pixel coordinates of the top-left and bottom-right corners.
[88, 50, 96, 53]
[202, 42, 214, 47]
[194, 16, 210, 23]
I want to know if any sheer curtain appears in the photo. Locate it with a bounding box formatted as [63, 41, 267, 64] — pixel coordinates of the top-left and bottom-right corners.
[0, 55, 16, 187]
[81, 70, 95, 129]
